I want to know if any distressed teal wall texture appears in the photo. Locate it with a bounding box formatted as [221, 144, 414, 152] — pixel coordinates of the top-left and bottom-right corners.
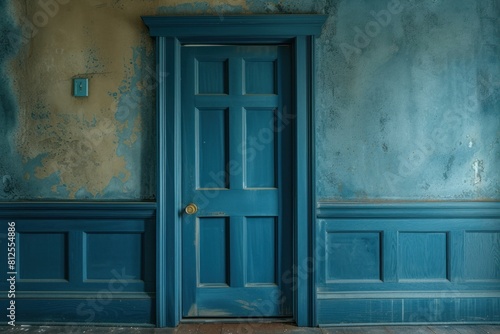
[316, 0, 499, 200]
[0, 0, 498, 201]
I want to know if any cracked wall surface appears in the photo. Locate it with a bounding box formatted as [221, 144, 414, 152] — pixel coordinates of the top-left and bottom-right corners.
[0, 0, 498, 200]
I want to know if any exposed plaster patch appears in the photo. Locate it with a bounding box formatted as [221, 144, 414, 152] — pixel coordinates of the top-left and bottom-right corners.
[11, 0, 159, 199]
[472, 159, 483, 185]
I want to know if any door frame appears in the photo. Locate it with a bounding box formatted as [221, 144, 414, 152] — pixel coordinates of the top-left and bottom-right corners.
[142, 15, 327, 328]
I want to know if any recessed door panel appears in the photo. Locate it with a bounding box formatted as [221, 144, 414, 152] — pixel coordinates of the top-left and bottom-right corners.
[199, 217, 229, 286]
[197, 108, 229, 189]
[244, 60, 276, 94]
[245, 108, 276, 188]
[246, 217, 277, 285]
[197, 60, 228, 94]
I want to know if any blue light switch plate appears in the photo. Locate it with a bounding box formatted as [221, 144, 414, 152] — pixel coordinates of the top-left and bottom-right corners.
[74, 78, 89, 97]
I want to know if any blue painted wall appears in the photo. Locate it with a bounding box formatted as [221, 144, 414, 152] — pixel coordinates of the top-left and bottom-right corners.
[0, 1, 22, 199]
[315, 0, 499, 200]
[0, 0, 498, 201]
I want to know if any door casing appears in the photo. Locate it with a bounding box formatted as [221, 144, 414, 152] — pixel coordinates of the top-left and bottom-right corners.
[142, 15, 327, 328]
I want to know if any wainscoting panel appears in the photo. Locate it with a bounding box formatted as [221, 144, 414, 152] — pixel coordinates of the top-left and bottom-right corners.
[0, 203, 156, 325]
[316, 202, 500, 326]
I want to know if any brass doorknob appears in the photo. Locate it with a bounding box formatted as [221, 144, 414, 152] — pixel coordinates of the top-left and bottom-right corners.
[185, 203, 198, 215]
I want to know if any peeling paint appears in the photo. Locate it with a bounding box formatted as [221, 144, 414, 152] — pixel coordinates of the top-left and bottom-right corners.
[109, 46, 156, 199]
[3, 0, 161, 200]
[0, 0, 498, 201]
[472, 160, 483, 185]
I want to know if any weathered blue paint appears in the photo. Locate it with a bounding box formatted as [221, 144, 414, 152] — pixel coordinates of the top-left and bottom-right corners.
[1, 42, 156, 201]
[1, 0, 496, 201]
[315, 0, 500, 200]
[0, 3, 158, 201]
[74, 187, 94, 200]
[104, 46, 156, 200]
[0, 1, 22, 200]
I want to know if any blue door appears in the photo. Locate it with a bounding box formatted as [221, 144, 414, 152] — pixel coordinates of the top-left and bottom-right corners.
[181, 45, 293, 318]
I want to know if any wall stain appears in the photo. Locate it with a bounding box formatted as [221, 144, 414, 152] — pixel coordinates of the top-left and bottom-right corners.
[443, 155, 455, 180]
[379, 114, 389, 132]
[472, 159, 483, 185]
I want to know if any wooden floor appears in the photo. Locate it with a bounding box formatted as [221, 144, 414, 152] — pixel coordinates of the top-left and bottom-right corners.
[0, 324, 499, 333]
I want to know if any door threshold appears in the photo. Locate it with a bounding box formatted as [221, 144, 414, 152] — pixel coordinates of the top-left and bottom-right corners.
[181, 318, 294, 324]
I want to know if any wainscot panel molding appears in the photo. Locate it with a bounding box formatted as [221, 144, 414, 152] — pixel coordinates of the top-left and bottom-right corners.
[0, 202, 156, 325]
[0, 202, 156, 219]
[316, 201, 500, 326]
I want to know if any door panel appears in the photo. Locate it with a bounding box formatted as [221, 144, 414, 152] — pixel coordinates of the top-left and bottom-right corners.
[182, 45, 292, 318]
[244, 60, 276, 94]
[197, 60, 228, 94]
[197, 108, 229, 188]
[246, 217, 277, 284]
[245, 108, 277, 188]
[198, 217, 229, 286]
